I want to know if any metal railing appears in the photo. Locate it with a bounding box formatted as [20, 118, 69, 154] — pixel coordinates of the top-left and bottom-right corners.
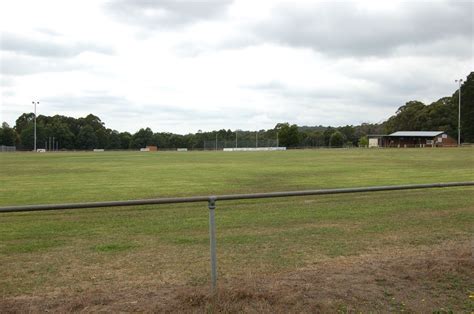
[1, 181, 473, 292]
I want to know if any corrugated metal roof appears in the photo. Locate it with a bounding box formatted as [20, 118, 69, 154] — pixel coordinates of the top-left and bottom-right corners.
[389, 131, 444, 137]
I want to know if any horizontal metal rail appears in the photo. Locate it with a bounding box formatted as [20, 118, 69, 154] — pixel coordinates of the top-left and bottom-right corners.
[1, 181, 473, 213]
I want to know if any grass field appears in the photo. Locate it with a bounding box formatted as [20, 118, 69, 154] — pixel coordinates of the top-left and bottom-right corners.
[1, 148, 473, 312]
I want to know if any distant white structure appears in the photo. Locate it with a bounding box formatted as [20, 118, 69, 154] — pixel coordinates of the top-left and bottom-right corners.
[368, 138, 379, 148]
[177, 148, 188, 152]
[36, 149, 46, 153]
[140, 148, 150, 152]
[223, 147, 286, 152]
[93, 149, 105, 152]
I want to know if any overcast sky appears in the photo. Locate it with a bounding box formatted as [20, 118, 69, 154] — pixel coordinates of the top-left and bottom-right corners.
[0, 0, 472, 134]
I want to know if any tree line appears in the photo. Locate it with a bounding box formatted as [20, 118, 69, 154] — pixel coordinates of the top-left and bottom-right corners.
[0, 115, 383, 150]
[1, 72, 472, 149]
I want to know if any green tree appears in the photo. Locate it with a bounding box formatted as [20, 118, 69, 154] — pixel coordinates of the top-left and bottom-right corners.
[95, 128, 109, 148]
[107, 130, 121, 149]
[358, 136, 369, 147]
[355, 123, 384, 138]
[49, 121, 75, 149]
[82, 114, 105, 131]
[76, 114, 107, 148]
[329, 131, 345, 147]
[0, 122, 17, 146]
[323, 127, 336, 146]
[384, 101, 426, 133]
[300, 131, 324, 147]
[338, 125, 356, 145]
[275, 123, 299, 147]
[130, 128, 154, 148]
[379, 72, 473, 142]
[119, 132, 132, 149]
[14, 113, 35, 135]
[20, 123, 46, 149]
[458, 72, 474, 142]
[421, 97, 456, 137]
[76, 125, 98, 149]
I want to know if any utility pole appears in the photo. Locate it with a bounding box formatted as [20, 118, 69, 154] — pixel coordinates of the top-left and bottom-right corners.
[235, 131, 238, 148]
[455, 79, 463, 147]
[215, 133, 217, 151]
[256, 131, 258, 148]
[32, 101, 39, 151]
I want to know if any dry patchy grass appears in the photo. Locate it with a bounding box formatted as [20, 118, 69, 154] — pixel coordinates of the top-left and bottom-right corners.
[1, 240, 472, 313]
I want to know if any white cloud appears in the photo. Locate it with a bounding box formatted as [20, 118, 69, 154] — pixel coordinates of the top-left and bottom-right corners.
[249, 1, 472, 57]
[103, 0, 234, 29]
[0, 0, 472, 133]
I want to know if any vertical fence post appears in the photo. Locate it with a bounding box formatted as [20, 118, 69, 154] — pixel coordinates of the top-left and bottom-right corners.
[208, 197, 217, 293]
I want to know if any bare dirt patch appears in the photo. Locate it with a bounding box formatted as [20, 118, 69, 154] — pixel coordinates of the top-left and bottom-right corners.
[1, 240, 472, 313]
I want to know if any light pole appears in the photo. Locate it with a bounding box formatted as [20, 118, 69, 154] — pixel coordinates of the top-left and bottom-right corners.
[256, 130, 258, 148]
[455, 79, 463, 147]
[32, 101, 39, 152]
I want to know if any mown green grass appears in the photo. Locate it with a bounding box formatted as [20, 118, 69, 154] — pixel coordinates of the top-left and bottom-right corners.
[0, 148, 473, 296]
[1, 148, 473, 205]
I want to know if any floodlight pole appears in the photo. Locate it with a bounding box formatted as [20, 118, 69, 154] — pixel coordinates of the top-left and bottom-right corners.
[32, 101, 39, 152]
[455, 79, 463, 147]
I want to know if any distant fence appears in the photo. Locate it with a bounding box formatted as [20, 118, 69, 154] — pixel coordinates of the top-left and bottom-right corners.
[0, 145, 16, 152]
[203, 139, 278, 150]
[1, 182, 473, 292]
[223, 147, 286, 152]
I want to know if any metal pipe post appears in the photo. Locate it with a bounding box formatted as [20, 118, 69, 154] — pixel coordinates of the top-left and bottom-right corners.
[208, 197, 217, 292]
[455, 79, 463, 146]
[458, 80, 462, 146]
[33, 101, 38, 152]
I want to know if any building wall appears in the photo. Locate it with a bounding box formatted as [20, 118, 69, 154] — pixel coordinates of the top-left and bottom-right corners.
[368, 138, 379, 148]
[146, 145, 158, 151]
[435, 135, 457, 147]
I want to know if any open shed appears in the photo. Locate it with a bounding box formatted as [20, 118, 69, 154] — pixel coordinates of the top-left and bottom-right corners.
[368, 131, 456, 148]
